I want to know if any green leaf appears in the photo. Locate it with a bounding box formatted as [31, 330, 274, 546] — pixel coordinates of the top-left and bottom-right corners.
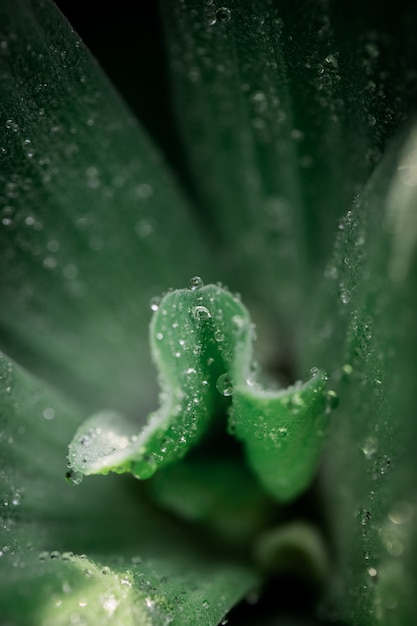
[0, 547, 259, 626]
[159, 0, 417, 352]
[303, 121, 417, 624]
[146, 452, 276, 549]
[69, 283, 330, 502]
[0, 349, 259, 625]
[160, 0, 306, 344]
[233, 367, 329, 502]
[0, 0, 214, 414]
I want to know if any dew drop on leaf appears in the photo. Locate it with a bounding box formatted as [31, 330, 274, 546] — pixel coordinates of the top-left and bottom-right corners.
[189, 276, 204, 290]
[216, 373, 233, 397]
[192, 305, 211, 320]
[325, 390, 339, 412]
[339, 287, 351, 304]
[214, 329, 225, 342]
[150, 296, 160, 312]
[361, 436, 378, 460]
[342, 363, 353, 379]
[216, 7, 231, 23]
[42, 407, 55, 420]
[65, 469, 84, 486]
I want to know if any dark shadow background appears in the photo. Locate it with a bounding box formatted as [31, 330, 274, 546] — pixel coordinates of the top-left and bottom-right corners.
[53, 1, 181, 173]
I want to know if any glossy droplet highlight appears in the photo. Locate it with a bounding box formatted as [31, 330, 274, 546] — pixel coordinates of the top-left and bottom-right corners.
[216, 7, 231, 23]
[342, 363, 353, 379]
[150, 296, 160, 312]
[192, 305, 211, 320]
[361, 436, 378, 460]
[216, 373, 233, 397]
[325, 390, 339, 412]
[388, 501, 414, 525]
[214, 329, 225, 342]
[65, 469, 84, 486]
[189, 276, 204, 290]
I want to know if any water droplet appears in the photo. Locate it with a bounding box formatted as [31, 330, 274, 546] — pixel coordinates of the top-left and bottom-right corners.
[326, 390, 339, 412]
[388, 501, 414, 525]
[342, 363, 353, 379]
[325, 53, 338, 67]
[189, 276, 204, 290]
[205, 7, 217, 25]
[51, 551, 61, 559]
[339, 287, 351, 304]
[216, 7, 231, 23]
[361, 436, 378, 460]
[216, 373, 233, 397]
[202, 600, 210, 610]
[358, 508, 372, 526]
[150, 296, 160, 312]
[278, 427, 288, 437]
[42, 407, 55, 420]
[373, 455, 391, 478]
[38, 551, 49, 561]
[214, 329, 225, 342]
[5, 119, 19, 132]
[65, 469, 84, 486]
[192, 305, 211, 320]
[367, 567, 378, 578]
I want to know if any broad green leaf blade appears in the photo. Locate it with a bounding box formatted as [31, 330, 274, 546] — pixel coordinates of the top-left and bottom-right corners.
[69, 283, 330, 502]
[0, 349, 259, 625]
[302, 121, 417, 624]
[159, 0, 417, 346]
[159, 0, 307, 348]
[0, 0, 214, 414]
[160, 0, 417, 371]
[0, 548, 258, 626]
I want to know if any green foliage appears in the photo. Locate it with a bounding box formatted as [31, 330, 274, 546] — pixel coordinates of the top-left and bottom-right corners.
[1, 0, 417, 624]
[301, 122, 417, 625]
[69, 283, 330, 502]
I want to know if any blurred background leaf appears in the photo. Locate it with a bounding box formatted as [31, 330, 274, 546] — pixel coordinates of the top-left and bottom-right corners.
[302, 121, 417, 624]
[0, 0, 216, 416]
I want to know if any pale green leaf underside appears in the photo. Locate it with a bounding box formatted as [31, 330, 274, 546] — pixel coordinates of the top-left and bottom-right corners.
[69, 283, 329, 502]
[0, 549, 258, 626]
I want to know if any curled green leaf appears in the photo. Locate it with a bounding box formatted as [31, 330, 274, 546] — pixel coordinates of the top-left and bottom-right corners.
[68, 281, 330, 502]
